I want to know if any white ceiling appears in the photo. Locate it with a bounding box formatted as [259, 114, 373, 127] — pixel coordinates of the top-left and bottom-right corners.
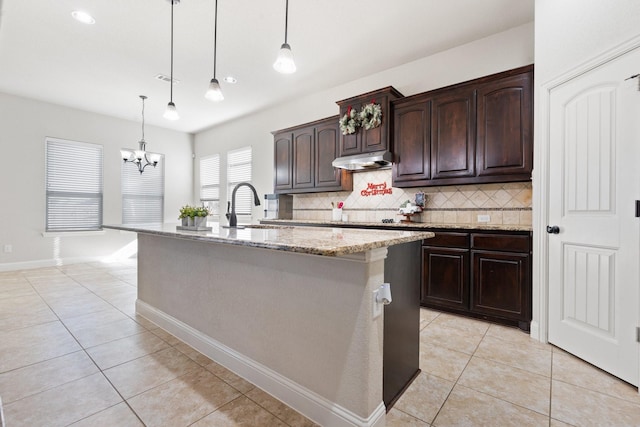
[0, 0, 534, 134]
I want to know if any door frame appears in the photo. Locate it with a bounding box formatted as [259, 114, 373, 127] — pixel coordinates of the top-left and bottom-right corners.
[533, 34, 640, 348]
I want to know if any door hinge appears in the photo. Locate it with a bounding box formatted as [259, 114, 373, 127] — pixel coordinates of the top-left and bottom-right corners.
[635, 200, 640, 217]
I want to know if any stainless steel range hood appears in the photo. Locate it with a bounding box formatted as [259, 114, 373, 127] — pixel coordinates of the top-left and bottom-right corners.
[332, 150, 393, 171]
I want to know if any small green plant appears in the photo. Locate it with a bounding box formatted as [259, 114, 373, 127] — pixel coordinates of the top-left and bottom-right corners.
[194, 205, 211, 217]
[178, 205, 194, 220]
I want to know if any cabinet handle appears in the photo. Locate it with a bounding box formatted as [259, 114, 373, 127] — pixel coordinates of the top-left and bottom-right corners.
[546, 225, 560, 234]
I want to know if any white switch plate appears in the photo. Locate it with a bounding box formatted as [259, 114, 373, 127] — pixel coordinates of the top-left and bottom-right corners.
[3, 244, 12, 253]
[372, 290, 383, 319]
[477, 214, 490, 223]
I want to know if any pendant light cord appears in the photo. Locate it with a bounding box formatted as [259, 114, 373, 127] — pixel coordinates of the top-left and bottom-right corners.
[213, 0, 218, 78]
[170, 0, 174, 102]
[141, 97, 145, 142]
[284, 0, 289, 44]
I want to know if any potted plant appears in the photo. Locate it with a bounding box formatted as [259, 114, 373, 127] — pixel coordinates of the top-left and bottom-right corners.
[178, 205, 194, 226]
[193, 205, 211, 227]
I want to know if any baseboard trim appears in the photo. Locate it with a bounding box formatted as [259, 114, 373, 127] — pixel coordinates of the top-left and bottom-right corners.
[0, 256, 104, 272]
[137, 300, 386, 427]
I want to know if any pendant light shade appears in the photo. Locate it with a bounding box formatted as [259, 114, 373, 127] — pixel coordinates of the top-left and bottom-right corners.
[163, 101, 179, 121]
[274, 0, 296, 74]
[274, 43, 296, 74]
[205, 0, 224, 102]
[205, 78, 224, 101]
[164, 0, 179, 120]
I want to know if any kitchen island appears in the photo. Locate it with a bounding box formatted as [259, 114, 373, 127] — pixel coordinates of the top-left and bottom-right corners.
[104, 223, 433, 427]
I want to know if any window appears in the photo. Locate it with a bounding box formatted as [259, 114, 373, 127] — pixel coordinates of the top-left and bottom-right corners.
[121, 155, 165, 224]
[45, 137, 103, 232]
[200, 154, 220, 217]
[227, 146, 253, 219]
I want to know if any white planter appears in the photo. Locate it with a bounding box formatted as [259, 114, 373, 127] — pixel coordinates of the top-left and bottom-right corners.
[194, 216, 207, 227]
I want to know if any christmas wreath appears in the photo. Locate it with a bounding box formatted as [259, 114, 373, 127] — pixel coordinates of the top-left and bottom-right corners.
[359, 102, 382, 130]
[339, 106, 360, 135]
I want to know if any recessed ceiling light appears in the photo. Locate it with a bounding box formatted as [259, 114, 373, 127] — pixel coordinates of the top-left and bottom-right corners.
[71, 10, 95, 25]
[223, 76, 237, 84]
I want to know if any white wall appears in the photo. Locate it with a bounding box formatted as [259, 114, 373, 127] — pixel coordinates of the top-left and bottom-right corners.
[535, 0, 640, 84]
[532, 0, 640, 340]
[0, 92, 194, 269]
[194, 22, 534, 220]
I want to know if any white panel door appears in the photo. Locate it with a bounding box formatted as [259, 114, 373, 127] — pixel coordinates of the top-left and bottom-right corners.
[548, 47, 640, 386]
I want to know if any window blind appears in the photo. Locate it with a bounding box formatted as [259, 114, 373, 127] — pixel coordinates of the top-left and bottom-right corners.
[200, 154, 220, 215]
[121, 154, 165, 224]
[45, 138, 103, 232]
[227, 147, 253, 216]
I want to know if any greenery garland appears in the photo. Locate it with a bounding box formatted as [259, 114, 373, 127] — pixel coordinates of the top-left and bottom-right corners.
[339, 106, 360, 135]
[359, 102, 382, 130]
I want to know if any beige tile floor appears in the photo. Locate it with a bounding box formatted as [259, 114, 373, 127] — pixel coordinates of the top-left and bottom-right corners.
[0, 261, 638, 426]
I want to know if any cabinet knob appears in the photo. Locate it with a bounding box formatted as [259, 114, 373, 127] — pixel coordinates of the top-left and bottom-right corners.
[546, 225, 560, 234]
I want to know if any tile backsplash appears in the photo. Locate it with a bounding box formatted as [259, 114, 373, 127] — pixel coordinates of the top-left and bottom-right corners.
[292, 169, 532, 226]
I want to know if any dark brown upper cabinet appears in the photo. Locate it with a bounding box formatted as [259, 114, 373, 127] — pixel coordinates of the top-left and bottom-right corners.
[431, 88, 476, 180]
[272, 117, 352, 194]
[292, 126, 315, 190]
[336, 87, 403, 156]
[392, 102, 431, 185]
[476, 72, 533, 179]
[315, 120, 344, 190]
[392, 65, 533, 188]
[273, 132, 293, 192]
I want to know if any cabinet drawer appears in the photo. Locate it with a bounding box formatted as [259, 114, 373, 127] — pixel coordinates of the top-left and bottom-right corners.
[423, 232, 469, 248]
[471, 233, 529, 252]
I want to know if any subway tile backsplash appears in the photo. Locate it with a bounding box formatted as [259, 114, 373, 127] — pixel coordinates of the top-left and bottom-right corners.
[292, 169, 532, 226]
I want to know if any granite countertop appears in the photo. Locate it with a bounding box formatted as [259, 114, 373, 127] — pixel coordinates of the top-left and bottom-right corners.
[260, 219, 532, 232]
[104, 222, 434, 257]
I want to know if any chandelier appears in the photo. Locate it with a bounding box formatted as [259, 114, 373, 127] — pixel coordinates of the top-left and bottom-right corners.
[121, 95, 160, 174]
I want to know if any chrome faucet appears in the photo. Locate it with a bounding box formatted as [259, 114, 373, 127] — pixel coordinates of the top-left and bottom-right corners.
[226, 182, 261, 227]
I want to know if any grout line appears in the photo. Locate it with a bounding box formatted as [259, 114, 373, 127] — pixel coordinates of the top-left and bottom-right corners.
[21, 269, 148, 426]
[427, 314, 490, 424]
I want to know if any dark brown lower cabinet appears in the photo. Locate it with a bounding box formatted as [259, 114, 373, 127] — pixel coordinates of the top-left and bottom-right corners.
[422, 246, 469, 310]
[421, 230, 531, 331]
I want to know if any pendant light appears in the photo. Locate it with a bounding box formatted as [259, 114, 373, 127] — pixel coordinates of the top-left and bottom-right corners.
[163, 0, 180, 120]
[273, 0, 296, 74]
[121, 96, 160, 174]
[205, 0, 224, 102]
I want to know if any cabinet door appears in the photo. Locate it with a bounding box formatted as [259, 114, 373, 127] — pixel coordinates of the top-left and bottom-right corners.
[292, 127, 315, 189]
[476, 72, 532, 179]
[339, 103, 362, 156]
[431, 88, 476, 180]
[274, 132, 293, 192]
[421, 246, 469, 309]
[471, 250, 530, 321]
[315, 120, 343, 189]
[392, 101, 431, 184]
[362, 95, 388, 153]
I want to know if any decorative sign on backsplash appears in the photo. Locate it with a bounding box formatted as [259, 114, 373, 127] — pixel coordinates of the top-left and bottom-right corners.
[360, 182, 393, 197]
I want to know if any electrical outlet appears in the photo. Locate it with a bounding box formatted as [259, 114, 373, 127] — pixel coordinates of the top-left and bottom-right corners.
[477, 215, 490, 223]
[372, 290, 383, 319]
[3, 244, 12, 253]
